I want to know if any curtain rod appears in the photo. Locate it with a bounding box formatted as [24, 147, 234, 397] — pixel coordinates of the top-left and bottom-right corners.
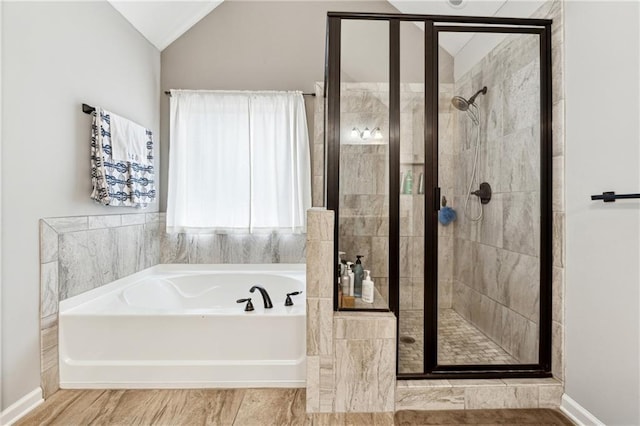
[163, 90, 316, 97]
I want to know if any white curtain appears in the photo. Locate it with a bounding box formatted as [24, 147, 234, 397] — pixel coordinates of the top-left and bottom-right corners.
[167, 90, 311, 233]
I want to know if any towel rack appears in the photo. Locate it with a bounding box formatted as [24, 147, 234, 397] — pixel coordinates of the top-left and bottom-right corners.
[591, 191, 640, 202]
[82, 103, 95, 114]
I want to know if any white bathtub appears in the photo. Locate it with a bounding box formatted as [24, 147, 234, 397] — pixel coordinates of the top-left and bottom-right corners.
[59, 264, 306, 389]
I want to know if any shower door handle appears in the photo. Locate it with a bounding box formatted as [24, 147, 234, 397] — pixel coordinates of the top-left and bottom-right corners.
[434, 187, 441, 211]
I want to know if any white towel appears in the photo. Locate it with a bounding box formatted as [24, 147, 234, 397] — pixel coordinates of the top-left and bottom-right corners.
[90, 107, 156, 208]
[108, 111, 150, 164]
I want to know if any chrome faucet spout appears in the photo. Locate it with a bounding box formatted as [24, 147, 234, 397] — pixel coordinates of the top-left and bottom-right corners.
[249, 285, 273, 309]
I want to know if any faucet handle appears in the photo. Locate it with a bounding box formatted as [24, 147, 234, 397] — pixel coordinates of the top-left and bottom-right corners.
[285, 291, 303, 306]
[236, 298, 254, 312]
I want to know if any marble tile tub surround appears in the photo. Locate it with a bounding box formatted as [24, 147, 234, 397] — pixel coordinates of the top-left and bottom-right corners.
[39, 213, 163, 398]
[447, 0, 564, 371]
[307, 208, 396, 413]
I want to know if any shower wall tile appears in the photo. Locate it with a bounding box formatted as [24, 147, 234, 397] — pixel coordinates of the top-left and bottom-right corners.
[502, 192, 540, 257]
[552, 267, 564, 324]
[501, 251, 540, 322]
[438, 236, 454, 282]
[552, 100, 565, 157]
[399, 278, 412, 310]
[552, 320, 564, 381]
[40, 261, 58, 318]
[552, 156, 564, 212]
[501, 127, 540, 193]
[478, 193, 504, 248]
[413, 278, 426, 310]
[552, 212, 564, 267]
[474, 243, 501, 299]
[313, 175, 324, 207]
[308, 209, 334, 241]
[438, 280, 452, 309]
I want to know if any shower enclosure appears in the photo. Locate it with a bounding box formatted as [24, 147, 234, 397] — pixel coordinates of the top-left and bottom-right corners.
[325, 12, 552, 379]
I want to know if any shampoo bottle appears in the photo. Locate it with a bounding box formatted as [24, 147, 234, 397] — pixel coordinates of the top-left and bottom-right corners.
[341, 260, 351, 296]
[362, 270, 374, 304]
[347, 261, 355, 297]
[403, 170, 413, 194]
[353, 255, 364, 297]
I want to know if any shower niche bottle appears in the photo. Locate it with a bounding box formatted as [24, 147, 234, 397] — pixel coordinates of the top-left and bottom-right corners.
[353, 255, 364, 297]
[361, 270, 374, 304]
[403, 170, 413, 194]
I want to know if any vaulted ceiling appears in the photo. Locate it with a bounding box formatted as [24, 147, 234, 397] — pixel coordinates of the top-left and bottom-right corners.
[108, 0, 544, 55]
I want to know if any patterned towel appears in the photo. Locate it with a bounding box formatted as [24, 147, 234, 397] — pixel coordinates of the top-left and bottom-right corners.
[90, 108, 156, 207]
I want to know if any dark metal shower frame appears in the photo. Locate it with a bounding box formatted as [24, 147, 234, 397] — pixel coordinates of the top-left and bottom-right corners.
[326, 12, 553, 379]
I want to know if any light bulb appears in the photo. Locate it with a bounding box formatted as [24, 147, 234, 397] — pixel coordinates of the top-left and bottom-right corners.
[373, 127, 383, 140]
[362, 127, 371, 139]
[351, 127, 359, 138]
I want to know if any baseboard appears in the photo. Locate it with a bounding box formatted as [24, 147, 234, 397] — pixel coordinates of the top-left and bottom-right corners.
[0, 388, 43, 426]
[560, 394, 605, 426]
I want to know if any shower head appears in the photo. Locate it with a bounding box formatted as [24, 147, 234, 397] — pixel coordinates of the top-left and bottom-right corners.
[451, 86, 488, 111]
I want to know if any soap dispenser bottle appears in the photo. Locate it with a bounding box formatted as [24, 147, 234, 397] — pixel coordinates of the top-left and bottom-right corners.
[353, 255, 364, 297]
[362, 270, 374, 304]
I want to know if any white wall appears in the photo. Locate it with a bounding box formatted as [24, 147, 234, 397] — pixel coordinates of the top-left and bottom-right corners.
[565, 2, 640, 424]
[1, 1, 160, 410]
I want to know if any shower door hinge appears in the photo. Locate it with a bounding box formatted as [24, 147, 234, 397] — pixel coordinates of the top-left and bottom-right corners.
[435, 187, 441, 211]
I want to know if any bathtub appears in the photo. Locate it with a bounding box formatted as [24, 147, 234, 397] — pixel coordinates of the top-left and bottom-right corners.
[59, 264, 306, 389]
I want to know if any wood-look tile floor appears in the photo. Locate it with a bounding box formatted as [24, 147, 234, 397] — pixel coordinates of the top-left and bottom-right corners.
[16, 389, 574, 426]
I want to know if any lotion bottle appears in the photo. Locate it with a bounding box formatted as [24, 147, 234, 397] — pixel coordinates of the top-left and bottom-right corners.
[362, 270, 374, 304]
[347, 262, 355, 297]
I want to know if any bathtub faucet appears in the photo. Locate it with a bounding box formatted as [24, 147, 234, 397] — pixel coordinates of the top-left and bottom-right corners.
[249, 285, 273, 309]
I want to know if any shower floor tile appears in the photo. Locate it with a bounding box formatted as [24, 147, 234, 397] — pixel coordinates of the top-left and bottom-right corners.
[399, 308, 517, 373]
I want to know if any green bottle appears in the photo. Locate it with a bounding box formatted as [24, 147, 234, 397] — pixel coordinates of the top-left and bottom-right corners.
[403, 170, 413, 194]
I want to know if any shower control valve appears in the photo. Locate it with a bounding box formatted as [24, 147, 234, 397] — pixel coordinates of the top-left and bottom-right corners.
[236, 298, 255, 312]
[285, 291, 303, 306]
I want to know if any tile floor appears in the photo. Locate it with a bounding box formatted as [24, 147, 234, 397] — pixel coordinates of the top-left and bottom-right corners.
[16, 389, 573, 425]
[399, 309, 517, 373]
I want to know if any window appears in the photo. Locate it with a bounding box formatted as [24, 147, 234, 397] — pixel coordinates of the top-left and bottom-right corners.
[167, 90, 311, 233]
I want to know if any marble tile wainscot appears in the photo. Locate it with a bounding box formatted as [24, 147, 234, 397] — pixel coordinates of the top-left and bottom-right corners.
[306, 208, 396, 413]
[39, 213, 163, 398]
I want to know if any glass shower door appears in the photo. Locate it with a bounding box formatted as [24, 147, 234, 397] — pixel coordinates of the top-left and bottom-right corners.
[437, 30, 543, 366]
